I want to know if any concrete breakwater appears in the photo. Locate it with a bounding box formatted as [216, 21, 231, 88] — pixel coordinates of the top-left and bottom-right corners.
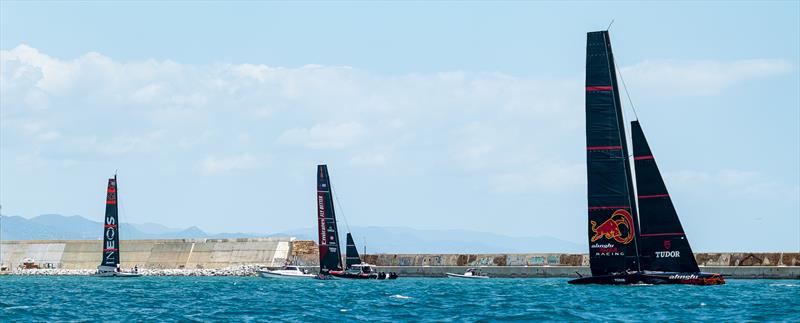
[0, 238, 292, 271]
[11, 264, 264, 277]
[2, 239, 798, 278]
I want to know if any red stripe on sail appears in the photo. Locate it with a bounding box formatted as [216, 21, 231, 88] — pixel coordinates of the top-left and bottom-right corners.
[639, 194, 669, 199]
[106, 200, 116, 204]
[103, 248, 119, 252]
[104, 224, 118, 228]
[587, 146, 622, 151]
[634, 156, 654, 160]
[586, 86, 613, 91]
[640, 232, 684, 237]
[588, 205, 631, 210]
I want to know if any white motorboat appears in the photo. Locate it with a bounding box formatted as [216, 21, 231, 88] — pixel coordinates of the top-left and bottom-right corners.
[258, 266, 315, 279]
[446, 268, 489, 279]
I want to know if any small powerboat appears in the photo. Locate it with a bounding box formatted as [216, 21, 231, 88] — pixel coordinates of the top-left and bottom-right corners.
[446, 268, 489, 279]
[258, 265, 315, 279]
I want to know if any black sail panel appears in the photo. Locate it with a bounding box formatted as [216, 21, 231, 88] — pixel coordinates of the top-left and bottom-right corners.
[317, 165, 343, 272]
[631, 121, 700, 273]
[345, 233, 362, 268]
[585, 31, 640, 275]
[100, 176, 120, 268]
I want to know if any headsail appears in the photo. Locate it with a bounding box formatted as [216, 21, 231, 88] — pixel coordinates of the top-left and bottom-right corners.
[631, 121, 700, 273]
[345, 233, 362, 269]
[317, 165, 343, 273]
[585, 30, 641, 275]
[99, 175, 120, 269]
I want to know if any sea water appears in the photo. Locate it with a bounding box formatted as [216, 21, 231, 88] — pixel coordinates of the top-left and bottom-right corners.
[1, 276, 798, 322]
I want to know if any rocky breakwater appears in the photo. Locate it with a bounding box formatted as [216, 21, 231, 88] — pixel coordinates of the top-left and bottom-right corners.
[10, 265, 265, 276]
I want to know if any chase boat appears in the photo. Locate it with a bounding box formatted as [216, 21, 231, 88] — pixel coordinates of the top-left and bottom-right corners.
[258, 265, 315, 279]
[446, 268, 489, 279]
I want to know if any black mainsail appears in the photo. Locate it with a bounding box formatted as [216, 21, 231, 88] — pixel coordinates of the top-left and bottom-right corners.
[99, 175, 120, 270]
[571, 30, 724, 285]
[632, 121, 700, 273]
[317, 165, 343, 273]
[585, 30, 640, 275]
[345, 233, 362, 269]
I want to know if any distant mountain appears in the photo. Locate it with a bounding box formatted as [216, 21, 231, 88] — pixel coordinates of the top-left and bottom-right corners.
[0, 214, 263, 240]
[0, 214, 584, 253]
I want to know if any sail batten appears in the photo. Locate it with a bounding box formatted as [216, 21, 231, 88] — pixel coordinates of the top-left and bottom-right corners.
[631, 121, 700, 273]
[317, 165, 343, 273]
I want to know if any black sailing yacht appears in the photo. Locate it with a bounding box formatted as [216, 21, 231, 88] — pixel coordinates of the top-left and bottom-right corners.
[96, 175, 140, 277]
[315, 165, 397, 280]
[568, 31, 724, 285]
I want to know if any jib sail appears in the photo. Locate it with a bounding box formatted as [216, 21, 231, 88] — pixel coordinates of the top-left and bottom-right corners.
[317, 165, 343, 273]
[631, 121, 699, 273]
[100, 175, 120, 269]
[345, 233, 362, 269]
[585, 30, 641, 275]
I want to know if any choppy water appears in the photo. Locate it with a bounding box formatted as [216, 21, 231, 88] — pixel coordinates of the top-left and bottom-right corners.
[1, 276, 798, 322]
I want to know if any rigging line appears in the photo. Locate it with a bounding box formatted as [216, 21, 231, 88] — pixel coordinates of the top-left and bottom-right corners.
[330, 184, 351, 234]
[613, 52, 640, 121]
[606, 19, 615, 31]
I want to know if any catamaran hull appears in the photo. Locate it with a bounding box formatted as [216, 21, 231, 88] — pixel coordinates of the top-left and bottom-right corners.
[329, 272, 398, 280]
[568, 272, 725, 285]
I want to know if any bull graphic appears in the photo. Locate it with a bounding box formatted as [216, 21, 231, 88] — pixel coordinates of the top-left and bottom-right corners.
[590, 209, 634, 244]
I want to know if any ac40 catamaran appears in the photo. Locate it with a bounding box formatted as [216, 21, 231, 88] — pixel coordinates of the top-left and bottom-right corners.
[95, 175, 140, 277]
[315, 165, 397, 280]
[568, 31, 724, 285]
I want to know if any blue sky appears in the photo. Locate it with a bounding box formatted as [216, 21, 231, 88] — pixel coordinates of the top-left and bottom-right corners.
[1, 1, 798, 251]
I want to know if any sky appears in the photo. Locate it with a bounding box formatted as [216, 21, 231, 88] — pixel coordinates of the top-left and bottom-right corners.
[1, 1, 798, 251]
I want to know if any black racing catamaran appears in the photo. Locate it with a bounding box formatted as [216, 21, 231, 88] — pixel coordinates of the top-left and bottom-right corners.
[315, 165, 397, 280]
[568, 31, 724, 285]
[96, 175, 140, 277]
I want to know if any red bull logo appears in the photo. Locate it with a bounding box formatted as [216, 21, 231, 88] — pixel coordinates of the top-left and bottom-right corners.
[590, 209, 634, 244]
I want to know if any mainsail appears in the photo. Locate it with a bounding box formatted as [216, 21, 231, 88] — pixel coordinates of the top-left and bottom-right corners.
[631, 121, 700, 273]
[585, 30, 641, 275]
[317, 165, 343, 273]
[99, 175, 120, 269]
[345, 233, 362, 269]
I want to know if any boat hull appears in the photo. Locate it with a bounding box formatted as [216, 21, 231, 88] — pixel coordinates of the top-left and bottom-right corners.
[568, 272, 725, 285]
[329, 271, 398, 280]
[257, 270, 315, 279]
[446, 273, 489, 279]
[94, 272, 141, 278]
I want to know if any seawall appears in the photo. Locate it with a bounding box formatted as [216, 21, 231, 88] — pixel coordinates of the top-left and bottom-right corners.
[2, 239, 798, 278]
[0, 238, 292, 270]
